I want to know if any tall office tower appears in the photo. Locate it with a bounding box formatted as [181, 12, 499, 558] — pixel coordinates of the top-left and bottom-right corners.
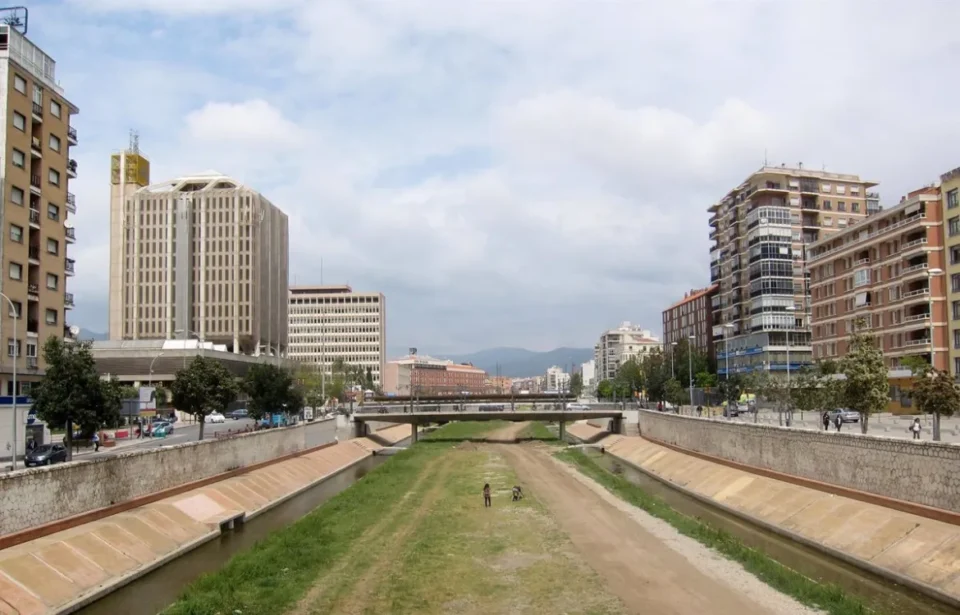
[0, 19, 80, 395]
[110, 170, 289, 355]
[709, 165, 879, 377]
[288, 285, 386, 386]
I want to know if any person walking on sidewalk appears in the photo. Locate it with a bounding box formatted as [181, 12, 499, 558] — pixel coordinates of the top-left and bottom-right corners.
[92, 432, 100, 452]
[911, 418, 922, 440]
[483, 483, 492, 508]
[834, 414, 842, 432]
[822, 411, 830, 431]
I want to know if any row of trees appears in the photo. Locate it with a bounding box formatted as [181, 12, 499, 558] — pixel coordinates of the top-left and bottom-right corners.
[30, 337, 381, 456]
[595, 339, 716, 405]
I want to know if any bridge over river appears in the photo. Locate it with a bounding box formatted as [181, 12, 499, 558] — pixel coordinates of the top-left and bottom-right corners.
[352, 410, 624, 442]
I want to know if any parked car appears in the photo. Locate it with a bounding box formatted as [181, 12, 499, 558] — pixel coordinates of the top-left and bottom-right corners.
[829, 408, 860, 423]
[152, 421, 174, 434]
[206, 412, 226, 424]
[228, 409, 249, 420]
[25, 444, 68, 467]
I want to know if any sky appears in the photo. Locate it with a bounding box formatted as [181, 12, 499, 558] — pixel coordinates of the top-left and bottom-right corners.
[36, 0, 960, 355]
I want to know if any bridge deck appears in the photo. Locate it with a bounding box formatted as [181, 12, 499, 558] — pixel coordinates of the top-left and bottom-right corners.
[353, 411, 622, 425]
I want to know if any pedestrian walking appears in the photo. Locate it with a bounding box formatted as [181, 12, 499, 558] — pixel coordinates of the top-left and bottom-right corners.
[822, 411, 830, 431]
[911, 418, 922, 440]
[483, 483, 492, 508]
[92, 432, 100, 452]
[834, 414, 842, 432]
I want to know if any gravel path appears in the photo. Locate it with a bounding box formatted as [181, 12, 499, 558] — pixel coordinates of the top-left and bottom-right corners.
[499, 443, 823, 615]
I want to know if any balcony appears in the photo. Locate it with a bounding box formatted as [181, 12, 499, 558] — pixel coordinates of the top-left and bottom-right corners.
[67, 159, 77, 179]
[28, 246, 39, 262]
[900, 237, 928, 254]
[28, 209, 40, 228]
[27, 284, 38, 299]
[799, 180, 819, 193]
[65, 227, 75, 243]
[30, 136, 41, 157]
[31, 101, 42, 120]
[65, 258, 75, 276]
[28, 319, 39, 336]
[25, 356, 37, 369]
[64, 292, 74, 309]
[903, 312, 930, 325]
[29, 174, 41, 194]
[67, 126, 77, 145]
[66, 192, 76, 214]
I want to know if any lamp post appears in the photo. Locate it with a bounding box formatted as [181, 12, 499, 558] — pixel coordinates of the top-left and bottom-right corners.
[687, 334, 695, 413]
[1, 292, 17, 470]
[174, 329, 204, 369]
[148, 352, 165, 385]
[722, 324, 734, 380]
[670, 342, 677, 379]
[928, 268, 944, 370]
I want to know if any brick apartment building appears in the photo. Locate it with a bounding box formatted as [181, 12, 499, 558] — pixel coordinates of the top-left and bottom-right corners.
[382, 354, 487, 396]
[662, 285, 717, 365]
[807, 186, 947, 370]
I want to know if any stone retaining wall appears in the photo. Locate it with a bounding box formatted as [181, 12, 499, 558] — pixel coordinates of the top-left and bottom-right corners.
[638, 410, 960, 513]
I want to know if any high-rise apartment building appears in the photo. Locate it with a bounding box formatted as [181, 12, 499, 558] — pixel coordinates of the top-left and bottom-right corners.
[662, 285, 717, 365]
[594, 323, 661, 381]
[108, 169, 289, 355]
[807, 186, 946, 370]
[940, 166, 960, 376]
[709, 166, 879, 376]
[0, 23, 79, 395]
[288, 285, 386, 385]
[543, 365, 570, 392]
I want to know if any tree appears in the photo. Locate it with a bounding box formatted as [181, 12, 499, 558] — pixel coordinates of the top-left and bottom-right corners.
[243, 363, 301, 421]
[838, 319, 889, 434]
[364, 366, 375, 391]
[664, 378, 686, 406]
[718, 373, 744, 406]
[596, 379, 613, 400]
[694, 371, 717, 389]
[908, 365, 959, 441]
[616, 358, 644, 400]
[672, 339, 710, 391]
[640, 350, 670, 401]
[170, 356, 238, 440]
[32, 337, 122, 460]
[296, 364, 325, 411]
[900, 355, 930, 375]
[569, 372, 584, 397]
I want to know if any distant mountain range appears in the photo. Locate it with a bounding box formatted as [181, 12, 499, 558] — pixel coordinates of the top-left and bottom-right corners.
[439, 347, 594, 378]
[79, 328, 108, 341]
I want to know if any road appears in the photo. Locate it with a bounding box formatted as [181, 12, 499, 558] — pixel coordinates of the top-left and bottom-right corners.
[71, 418, 260, 461]
[499, 444, 816, 615]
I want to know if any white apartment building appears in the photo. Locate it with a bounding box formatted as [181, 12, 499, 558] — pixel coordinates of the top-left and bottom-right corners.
[580, 359, 596, 391]
[594, 322, 662, 381]
[288, 285, 386, 386]
[544, 365, 570, 393]
[108, 167, 289, 355]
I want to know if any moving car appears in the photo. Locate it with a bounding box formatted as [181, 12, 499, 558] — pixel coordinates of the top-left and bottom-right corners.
[206, 412, 226, 424]
[829, 408, 860, 423]
[25, 443, 68, 467]
[228, 409, 249, 420]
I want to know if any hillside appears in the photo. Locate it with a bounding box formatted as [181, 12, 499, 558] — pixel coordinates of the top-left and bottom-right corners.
[440, 347, 593, 378]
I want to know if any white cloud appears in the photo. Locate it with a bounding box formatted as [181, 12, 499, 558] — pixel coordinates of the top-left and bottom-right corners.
[53, 0, 960, 355]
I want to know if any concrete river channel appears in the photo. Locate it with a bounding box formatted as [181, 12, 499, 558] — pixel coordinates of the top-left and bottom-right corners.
[73, 435, 954, 615]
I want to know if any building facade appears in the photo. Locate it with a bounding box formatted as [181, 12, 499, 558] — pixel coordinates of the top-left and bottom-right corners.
[941, 167, 960, 376]
[807, 186, 945, 370]
[288, 285, 386, 386]
[594, 323, 662, 381]
[0, 24, 79, 396]
[662, 285, 717, 365]
[382, 354, 487, 396]
[543, 365, 570, 392]
[108, 170, 289, 356]
[710, 165, 879, 376]
[580, 359, 596, 392]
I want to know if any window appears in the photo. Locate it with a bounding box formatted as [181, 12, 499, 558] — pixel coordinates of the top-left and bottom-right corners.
[8, 301, 20, 318]
[954, 301, 960, 321]
[12, 111, 25, 131]
[954, 330, 960, 350]
[953, 273, 960, 293]
[45, 308, 57, 325]
[50, 100, 61, 118]
[46, 238, 58, 254]
[11, 149, 24, 168]
[10, 186, 23, 205]
[837, 201, 846, 212]
[26, 342, 36, 358]
[8, 262, 21, 281]
[9, 224, 22, 243]
[45, 273, 57, 290]
[854, 269, 870, 288]
[7, 338, 19, 358]
[13, 74, 25, 94]
[47, 203, 59, 221]
[822, 200, 832, 210]
[852, 202, 860, 213]
[48, 169, 60, 186]
[48, 134, 60, 152]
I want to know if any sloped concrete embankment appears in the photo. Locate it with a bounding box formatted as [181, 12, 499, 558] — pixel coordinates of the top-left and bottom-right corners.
[0, 429, 411, 615]
[566, 423, 960, 608]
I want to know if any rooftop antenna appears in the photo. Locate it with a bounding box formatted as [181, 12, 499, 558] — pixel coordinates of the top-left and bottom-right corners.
[763, 149, 768, 166]
[0, 7, 28, 35]
[129, 129, 140, 154]
[320, 257, 323, 285]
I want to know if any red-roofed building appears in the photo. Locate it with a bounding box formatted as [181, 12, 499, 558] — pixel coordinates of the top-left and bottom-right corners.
[662, 285, 718, 365]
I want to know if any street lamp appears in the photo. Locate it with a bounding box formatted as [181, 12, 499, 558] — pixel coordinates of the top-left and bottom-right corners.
[784, 306, 796, 385]
[1, 292, 18, 470]
[670, 342, 677, 380]
[928, 268, 944, 370]
[687, 334, 695, 412]
[148, 352, 165, 385]
[722, 324, 734, 380]
[174, 329, 205, 368]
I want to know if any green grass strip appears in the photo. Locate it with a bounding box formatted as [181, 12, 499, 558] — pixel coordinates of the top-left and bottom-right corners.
[164, 424, 472, 615]
[520, 421, 559, 441]
[555, 449, 871, 615]
[420, 420, 506, 440]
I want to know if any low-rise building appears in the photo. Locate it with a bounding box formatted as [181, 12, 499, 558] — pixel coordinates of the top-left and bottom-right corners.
[807, 186, 946, 370]
[382, 354, 487, 396]
[485, 376, 513, 394]
[662, 286, 717, 365]
[594, 323, 661, 381]
[580, 359, 596, 392]
[543, 366, 570, 393]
